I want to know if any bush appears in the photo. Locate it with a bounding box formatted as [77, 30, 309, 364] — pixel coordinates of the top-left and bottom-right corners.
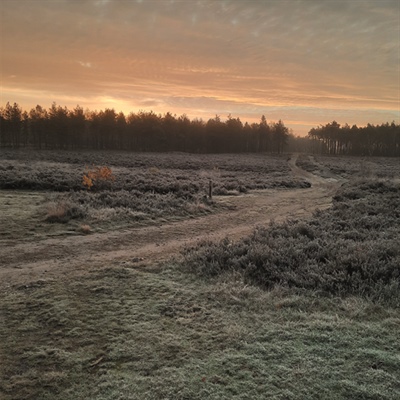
[82, 165, 115, 190]
[45, 200, 87, 223]
[182, 180, 400, 305]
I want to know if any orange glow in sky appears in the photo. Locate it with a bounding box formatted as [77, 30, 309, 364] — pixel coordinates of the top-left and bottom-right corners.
[1, 0, 399, 136]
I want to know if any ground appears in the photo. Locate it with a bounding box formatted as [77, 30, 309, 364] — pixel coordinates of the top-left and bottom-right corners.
[0, 154, 341, 287]
[0, 153, 399, 400]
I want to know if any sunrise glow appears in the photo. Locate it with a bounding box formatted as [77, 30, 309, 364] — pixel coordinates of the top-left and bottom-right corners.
[1, 0, 399, 136]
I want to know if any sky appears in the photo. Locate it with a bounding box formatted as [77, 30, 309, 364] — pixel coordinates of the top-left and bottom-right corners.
[1, 0, 399, 136]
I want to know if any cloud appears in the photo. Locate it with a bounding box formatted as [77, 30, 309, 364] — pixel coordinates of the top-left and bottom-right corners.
[78, 61, 92, 68]
[1, 0, 399, 136]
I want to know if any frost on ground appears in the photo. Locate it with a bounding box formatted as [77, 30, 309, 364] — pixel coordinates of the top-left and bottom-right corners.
[0, 151, 399, 400]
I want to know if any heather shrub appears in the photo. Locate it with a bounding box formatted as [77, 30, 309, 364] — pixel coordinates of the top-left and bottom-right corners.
[66, 189, 212, 222]
[0, 150, 312, 225]
[183, 180, 400, 305]
[316, 155, 400, 179]
[0, 150, 309, 194]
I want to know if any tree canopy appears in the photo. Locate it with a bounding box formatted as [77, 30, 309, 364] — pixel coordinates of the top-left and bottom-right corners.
[308, 121, 400, 157]
[0, 102, 398, 156]
[0, 103, 289, 153]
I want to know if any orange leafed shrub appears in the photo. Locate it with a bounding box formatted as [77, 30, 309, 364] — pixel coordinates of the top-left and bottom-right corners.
[82, 174, 94, 190]
[82, 166, 115, 190]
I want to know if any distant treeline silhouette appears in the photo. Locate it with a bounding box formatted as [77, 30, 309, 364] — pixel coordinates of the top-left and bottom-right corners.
[0, 102, 399, 156]
[0, 102, 290, 153]
[308, 121, 400, 157]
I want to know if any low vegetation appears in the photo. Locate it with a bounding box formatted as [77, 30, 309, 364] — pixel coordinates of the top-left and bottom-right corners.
[296, 154, 400, 179]
[0, 150, 309, 229]
[183, 179, 400, 306]
[1, 258, 399, 399]
[1, 152, 399, 399]
[0, 150, 308, 194]
[82, 166, 115, 191]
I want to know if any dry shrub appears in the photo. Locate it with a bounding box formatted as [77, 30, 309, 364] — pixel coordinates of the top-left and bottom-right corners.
[148, 166, 160, 175]
[89, 207, 118, 221]
[45, 202, 68, 223]
[184, 201, 211, 214]
[82, 165, 115, 191]
[45, 199, 87, 223]
[80, 224, 91, 234]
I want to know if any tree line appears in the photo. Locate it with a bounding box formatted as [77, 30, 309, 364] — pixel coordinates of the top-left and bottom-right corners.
[308, 121, 400, 157]
[1, 102, 398, 156]
[0, 102, 289, 153]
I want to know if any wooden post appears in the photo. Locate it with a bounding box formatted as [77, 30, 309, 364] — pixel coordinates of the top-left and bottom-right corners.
[209, 180, 213, 200]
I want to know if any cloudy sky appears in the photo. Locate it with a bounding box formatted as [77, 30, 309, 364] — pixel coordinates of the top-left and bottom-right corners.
[1, 0, 399, 135]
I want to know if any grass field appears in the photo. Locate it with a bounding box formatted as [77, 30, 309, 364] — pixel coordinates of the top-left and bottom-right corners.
[1, 151, 399, 399]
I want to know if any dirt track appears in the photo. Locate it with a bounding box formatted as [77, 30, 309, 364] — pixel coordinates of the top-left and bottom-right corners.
[0, 154, 343, 287]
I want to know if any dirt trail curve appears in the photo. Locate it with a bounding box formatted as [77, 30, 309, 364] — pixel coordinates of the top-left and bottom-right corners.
[0, 154, 343, 287]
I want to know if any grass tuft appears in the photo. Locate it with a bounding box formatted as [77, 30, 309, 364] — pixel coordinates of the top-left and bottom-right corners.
[45, 199, 87, 223]
[80, 224, 92, 234]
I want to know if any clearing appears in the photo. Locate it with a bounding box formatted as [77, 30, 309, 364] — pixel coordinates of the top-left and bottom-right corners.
[0, 154, 342, 287]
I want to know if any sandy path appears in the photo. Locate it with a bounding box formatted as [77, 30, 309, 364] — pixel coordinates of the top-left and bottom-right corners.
[0, 154, 343, 287]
